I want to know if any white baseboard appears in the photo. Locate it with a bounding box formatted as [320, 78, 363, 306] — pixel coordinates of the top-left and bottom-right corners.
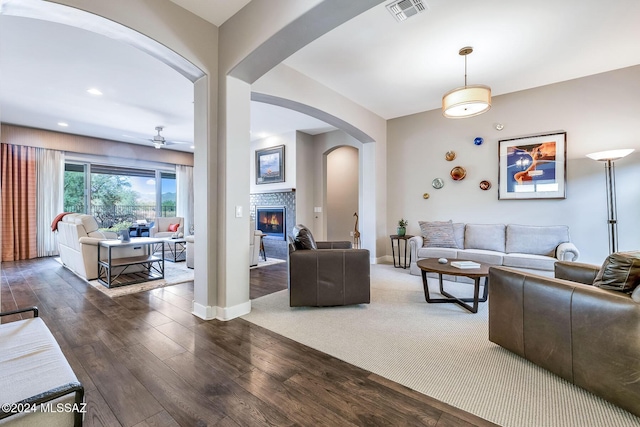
[192, 300, 252, 321]
[375, 255, 413, 266]
[192, 302, 216, 320]
[373, 255, 389, 264]
[216, 300, 251, 321]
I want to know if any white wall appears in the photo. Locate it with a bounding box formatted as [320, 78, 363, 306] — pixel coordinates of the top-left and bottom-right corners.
[387, 66, 640, 264]
[327, 146, 359, 241]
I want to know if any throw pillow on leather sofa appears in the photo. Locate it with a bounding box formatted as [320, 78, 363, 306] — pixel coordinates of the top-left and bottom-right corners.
[593, 251, 640, 294]
[292, 224, 318, 250]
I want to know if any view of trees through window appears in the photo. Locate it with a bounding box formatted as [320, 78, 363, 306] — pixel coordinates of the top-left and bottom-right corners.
[64, 163, 176, 229]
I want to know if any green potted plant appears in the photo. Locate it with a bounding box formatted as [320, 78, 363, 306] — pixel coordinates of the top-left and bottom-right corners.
[397, 218, 408, 237]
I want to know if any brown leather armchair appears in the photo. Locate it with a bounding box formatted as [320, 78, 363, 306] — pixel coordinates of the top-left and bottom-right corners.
[288, 239, 370, 307]
[488, 261, 640, 417]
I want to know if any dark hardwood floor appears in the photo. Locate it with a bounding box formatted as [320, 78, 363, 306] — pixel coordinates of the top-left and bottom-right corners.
[0, 257, 497, 427]
[250, 261, 288, 300]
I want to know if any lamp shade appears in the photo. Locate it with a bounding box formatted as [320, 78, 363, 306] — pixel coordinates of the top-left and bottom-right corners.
[586, 149, 634, 161]
[442, 85, 491, 118]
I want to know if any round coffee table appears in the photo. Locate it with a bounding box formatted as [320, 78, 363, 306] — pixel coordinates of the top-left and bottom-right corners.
[417, 258, 490, 313]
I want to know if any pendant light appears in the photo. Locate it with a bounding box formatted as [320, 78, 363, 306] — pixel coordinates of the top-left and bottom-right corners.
[442, 47, 491, 119]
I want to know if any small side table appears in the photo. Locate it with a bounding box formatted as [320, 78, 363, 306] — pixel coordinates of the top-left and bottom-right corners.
[390, 234, 414, 269]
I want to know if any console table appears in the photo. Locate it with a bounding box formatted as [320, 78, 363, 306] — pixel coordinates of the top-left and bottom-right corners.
[97, 237, 164, 288]
[128, 224, 150, 237]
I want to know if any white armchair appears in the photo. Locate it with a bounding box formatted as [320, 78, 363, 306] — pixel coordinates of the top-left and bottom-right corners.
[55, 213, 143, 280]
[150, 217, 184, 238]
[185, 235, 194, 269]
[250, 220, 263, 267]
[184, 223, 261, 269]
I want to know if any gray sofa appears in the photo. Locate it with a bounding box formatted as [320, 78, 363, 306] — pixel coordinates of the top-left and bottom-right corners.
[409, 222, 580, 278]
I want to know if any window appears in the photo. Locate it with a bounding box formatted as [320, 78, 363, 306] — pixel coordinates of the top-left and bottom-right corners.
[160, 172, 176, 217]
[63, 163, 87, 214]
[63, 162, 176, 228]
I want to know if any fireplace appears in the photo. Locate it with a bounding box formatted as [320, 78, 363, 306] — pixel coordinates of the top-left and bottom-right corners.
[256, 206, 286, 240]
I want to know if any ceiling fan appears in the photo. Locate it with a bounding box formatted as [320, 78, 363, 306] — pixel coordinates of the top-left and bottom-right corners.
[148, 126, 192, 149]
[126, 126, 191, 149]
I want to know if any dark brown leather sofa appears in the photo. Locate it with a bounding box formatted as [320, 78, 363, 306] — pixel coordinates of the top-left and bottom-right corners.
[288, 240, 370, 307]
[488, 261, 640, 417]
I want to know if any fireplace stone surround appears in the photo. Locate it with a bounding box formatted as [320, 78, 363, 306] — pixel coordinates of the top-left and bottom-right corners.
[250, 190, 296, 260]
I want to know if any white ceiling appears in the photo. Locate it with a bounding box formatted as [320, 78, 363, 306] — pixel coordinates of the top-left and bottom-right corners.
[283, 0, 640, 120]
[169, 0, 251, 27]
[1, 0, 640, 151]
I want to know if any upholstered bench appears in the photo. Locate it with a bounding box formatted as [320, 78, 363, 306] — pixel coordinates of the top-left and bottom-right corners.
[0, 307, 84, 426]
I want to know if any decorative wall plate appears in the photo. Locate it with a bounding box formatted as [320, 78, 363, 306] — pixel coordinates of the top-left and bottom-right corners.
[474, 137, 484, 146]
[432, 178, 444, 189]
[479, 180, 491, 190]
[423, 193, 430, 199]
[450, 166, 466, 181]
[445, 151, 456, 161]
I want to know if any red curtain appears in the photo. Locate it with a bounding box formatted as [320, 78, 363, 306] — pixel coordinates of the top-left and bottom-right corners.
[1, 143, 37, 261]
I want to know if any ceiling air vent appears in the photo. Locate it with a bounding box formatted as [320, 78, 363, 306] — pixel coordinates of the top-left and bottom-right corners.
[386, 0, 427, 22]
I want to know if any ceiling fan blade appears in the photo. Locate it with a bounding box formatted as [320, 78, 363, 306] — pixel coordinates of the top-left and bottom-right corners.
[123, 134, 153, 142]
[166, 139, 192, 145]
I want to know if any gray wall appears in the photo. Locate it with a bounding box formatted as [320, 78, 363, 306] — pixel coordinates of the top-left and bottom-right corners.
[387, 65, 640, 265]
[327, 146, 359, 241]
[295, 131, 315, 229]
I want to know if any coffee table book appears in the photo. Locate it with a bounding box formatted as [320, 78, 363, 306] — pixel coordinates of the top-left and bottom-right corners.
[450, 261, 481, 269]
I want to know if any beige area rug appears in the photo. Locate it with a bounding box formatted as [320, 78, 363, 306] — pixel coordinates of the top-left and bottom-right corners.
[250, 258, 286, 269]
[242, 264, 640, 427]
[88, 261, 194, 298]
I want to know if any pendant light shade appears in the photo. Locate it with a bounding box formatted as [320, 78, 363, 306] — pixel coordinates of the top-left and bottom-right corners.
[442, 47, 491, 119]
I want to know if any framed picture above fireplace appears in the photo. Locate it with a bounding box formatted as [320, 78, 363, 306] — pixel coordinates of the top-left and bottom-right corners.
[255, 145, 285, 184]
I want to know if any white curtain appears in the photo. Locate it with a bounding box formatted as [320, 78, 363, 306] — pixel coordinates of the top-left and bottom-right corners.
[176, 165, 194, 235]
[36, 148, 64, 257]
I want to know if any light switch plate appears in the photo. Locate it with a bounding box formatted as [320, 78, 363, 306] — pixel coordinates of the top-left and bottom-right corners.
[235, 206, 242, 218]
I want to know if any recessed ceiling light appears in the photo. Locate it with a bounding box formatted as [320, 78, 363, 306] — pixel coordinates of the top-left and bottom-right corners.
[58, 122, 69, 127]
[87, 88, 103, 96]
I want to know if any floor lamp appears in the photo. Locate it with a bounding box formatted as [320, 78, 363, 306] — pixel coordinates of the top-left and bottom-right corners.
[586, 149, 634, 254]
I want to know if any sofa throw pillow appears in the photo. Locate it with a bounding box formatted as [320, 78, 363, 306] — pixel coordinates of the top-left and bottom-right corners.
[593, 251, 640, 294]
[168, 223, 179, 232]
[419, 220, 458, 248]
[292, 224, 318, 250]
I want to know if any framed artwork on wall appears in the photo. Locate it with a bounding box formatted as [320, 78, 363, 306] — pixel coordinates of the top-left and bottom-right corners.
[498, 131, 567, 200]
[255, 145, 285, 184]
